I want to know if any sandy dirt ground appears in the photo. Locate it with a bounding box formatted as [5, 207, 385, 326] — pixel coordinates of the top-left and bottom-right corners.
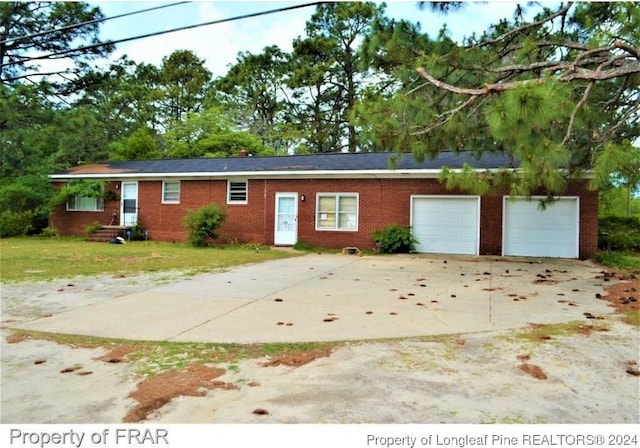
[1, 267, 639, 424]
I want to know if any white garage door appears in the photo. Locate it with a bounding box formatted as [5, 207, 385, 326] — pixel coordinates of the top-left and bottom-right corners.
[503, 197, 579, 258]
[411, 196, 479, 255]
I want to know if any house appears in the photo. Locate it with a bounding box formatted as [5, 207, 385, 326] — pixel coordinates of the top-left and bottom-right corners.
[49, 151, 598, 259]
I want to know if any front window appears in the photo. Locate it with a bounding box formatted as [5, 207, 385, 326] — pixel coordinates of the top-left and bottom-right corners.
[227, 180, 248, 204]
[67, 194, 103, 212]
[162, 180, 180, 203]
[316, 193, 358, 230]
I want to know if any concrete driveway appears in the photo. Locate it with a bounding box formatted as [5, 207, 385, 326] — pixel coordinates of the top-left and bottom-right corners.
[12, 253, 614, 343]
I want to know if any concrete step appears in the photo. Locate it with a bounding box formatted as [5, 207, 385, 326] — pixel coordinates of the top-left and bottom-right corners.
[86, 227, 127, 243]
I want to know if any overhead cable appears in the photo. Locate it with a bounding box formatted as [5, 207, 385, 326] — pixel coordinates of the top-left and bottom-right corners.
[0, 1, 192, 46]
[0, 2, 324, 70]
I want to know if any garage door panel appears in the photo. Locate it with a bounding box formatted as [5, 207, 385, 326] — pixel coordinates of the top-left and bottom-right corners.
[412, 197, 479, 255]
[503, 198, 578, 258]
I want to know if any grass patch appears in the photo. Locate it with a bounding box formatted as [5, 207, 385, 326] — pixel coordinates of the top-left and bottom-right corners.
[6, 330, 134, 351]
[621, 310, 639, 327]
[130, 340, 339, 376]
[480, 412, 547, 424]
[0, 237, 298, 282]
[5, 330, 340, 377]
[505, 321, 611, 345]
[292, 240, 341, 254]
[260, 341, 332, 355]
[596, 251, 640, 273]
[377, 335, 464, 372]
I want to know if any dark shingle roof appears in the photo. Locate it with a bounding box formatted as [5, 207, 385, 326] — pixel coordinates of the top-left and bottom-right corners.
[51, 151, 518, 178]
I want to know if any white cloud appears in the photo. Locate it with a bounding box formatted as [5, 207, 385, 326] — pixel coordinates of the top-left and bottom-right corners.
[95, 1, 527, 78]
[102, 1, 311, 78]
[384, 1, 522, 41]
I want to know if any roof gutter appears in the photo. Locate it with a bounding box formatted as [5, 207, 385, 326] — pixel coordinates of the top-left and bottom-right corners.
[49, 168, 514, 181]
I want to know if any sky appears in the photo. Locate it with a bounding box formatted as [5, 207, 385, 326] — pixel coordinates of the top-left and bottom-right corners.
[92, 1, 526, 78]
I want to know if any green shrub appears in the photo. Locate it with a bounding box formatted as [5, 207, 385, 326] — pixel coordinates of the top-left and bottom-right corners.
[371, 224, 418, 254]
[0, 175, 53, 236]
[0, 210, 35, 237]
[40, 227, 59, 238]
[183, 203, 226, 247]
[129, 223, 147, 241]
[598, 216, 640, 251]
[85, 221, 102, 236]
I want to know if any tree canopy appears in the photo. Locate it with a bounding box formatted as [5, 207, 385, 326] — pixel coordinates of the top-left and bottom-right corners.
[356, 2, 640, 197]
[1, 1, 639, 236]
[0, 1, 113, 86]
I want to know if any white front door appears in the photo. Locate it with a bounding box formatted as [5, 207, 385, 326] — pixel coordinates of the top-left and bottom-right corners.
[120, 182, 138, 226]
[274, 193, 297, 245]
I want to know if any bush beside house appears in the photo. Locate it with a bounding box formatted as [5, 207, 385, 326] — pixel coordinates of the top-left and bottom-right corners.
[183, 204, 227, 247]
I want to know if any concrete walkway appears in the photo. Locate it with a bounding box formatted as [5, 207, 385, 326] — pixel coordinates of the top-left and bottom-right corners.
[13, 253, 614, 343]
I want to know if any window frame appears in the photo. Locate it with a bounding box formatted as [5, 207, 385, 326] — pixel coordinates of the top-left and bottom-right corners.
[227, 179, 248, 204]
[162, 180, 181, 204]
[66, 191, 104, 212]
[65, 184, 104, 213]
[315, 193, 358, 231]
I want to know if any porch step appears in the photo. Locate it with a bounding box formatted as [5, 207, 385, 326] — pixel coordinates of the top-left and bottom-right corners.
[86, 226, 129, 243]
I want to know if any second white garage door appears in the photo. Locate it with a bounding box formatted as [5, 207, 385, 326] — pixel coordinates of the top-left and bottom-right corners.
[411, 196, 480, 255]
[503, 197, 579, 258]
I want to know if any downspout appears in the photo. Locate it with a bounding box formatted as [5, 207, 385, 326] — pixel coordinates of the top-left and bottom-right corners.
[263, 179, 268, 245]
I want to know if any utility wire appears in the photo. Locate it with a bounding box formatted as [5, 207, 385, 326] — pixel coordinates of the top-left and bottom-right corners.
[0, 1, 192, 46]
[1, 2, 324, 70]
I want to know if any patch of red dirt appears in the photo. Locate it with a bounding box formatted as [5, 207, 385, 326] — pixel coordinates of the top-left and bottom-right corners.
[6, 332, 31, 344]
[519, 363, 548, 380]
[123, 363, 236, 423]
[95, 345, 143, 363]
[626, 360, 640, 376]
[260, 347, 333, 368]
[574, 324, 609, 336]
[600, 274, 639, 317]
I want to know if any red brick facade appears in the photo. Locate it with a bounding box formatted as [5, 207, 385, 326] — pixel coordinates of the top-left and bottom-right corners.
[51, 177, 598, 259]
[49, 182, 121, 236]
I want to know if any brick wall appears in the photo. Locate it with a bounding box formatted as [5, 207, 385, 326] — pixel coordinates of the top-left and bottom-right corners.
[50, 182, 121, 236]
[479, 195, 504, 256]
[569, 183, 599, 259]
[50, 177, 598, 258]
[271, 178, 477, 250]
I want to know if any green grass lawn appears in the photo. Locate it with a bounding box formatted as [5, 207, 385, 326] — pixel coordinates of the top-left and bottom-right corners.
[0, 237, 299, 282]
[596, 251, 640, 272]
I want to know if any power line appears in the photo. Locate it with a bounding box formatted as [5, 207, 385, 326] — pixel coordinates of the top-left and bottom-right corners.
[1, 2, 324, 71]
[23, 76, 72, 107]
[0, 1, 192, 46]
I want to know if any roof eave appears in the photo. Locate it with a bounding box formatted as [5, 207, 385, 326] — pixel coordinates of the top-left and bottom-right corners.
[50, 167, 594, 181]
[49, 168, 510, 181]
